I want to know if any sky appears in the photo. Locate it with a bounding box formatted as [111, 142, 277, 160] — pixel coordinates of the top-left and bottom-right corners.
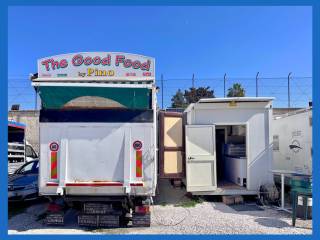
[8, 6, 312, 109]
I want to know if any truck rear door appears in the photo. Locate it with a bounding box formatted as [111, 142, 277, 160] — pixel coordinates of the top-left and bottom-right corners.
[66, 126, 126, 184]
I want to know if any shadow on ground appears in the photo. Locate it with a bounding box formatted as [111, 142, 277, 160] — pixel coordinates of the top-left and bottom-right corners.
[255, 217, 290, 228]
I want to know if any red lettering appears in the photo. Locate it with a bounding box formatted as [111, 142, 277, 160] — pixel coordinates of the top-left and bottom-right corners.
[123, 59, 132, 68]
[60, 59, 68, 68]
[132, 60, 141, 69]
[51, 60, 59, 70]
[84, 56, 93, 65]
[101, 55, 111, 66]
[72, 54, 83, 66]
[93, 56, 101, 65]
[41, 59, 52, 71]
[141, 60, 151, 71]
[41, 58, 67, 71]
[115, 55, 125, 66]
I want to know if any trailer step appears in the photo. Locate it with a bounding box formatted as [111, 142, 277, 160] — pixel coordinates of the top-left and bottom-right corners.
[78, 214, 120, 228]
[45, 212, 64, 225]
[132, 213, 151, 227]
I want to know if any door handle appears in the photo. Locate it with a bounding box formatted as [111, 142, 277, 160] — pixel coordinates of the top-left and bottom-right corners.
[188, 157, 194, 160]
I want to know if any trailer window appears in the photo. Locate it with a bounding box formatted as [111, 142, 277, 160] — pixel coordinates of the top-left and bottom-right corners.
[273, 135, 279, 151]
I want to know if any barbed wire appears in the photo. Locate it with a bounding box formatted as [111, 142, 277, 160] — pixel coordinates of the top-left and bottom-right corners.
[8, 75, 312, 110]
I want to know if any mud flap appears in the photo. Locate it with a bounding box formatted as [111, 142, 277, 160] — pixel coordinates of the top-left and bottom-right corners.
[45, 212, 65, 225]
[132, 213, 151, 227]
[78, 214, 120, 228]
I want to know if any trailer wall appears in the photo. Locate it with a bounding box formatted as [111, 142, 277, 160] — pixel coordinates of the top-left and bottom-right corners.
[272, 109, 312, 175]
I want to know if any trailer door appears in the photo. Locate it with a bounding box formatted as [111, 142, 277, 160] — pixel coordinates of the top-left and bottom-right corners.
[185, 125, 217, 192]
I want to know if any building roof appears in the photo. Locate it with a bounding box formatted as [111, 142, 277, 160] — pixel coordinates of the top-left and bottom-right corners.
[184, 97, 274, 112]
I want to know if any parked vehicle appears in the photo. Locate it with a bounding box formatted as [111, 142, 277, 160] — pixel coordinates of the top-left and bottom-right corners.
[8, 160, 39, 201]
[31, 52, 156, 227]
[8, 121, 38, 174]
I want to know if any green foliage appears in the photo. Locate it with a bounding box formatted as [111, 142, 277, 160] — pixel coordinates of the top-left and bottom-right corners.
[171, 87, 215, 108]
[174, 196, 204, 208]
[227, 83, 245, 97]
[171, 89, 188, 108]
[184, 87, 215, 104]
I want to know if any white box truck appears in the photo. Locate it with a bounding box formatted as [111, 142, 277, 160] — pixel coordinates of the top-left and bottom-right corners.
[31, 52, 157, 227]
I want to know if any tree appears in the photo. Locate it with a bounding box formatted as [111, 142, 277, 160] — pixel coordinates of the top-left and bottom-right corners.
[184, 86, 215, 104]
[227, 83, 245, 97]
[171, 89, 187, 108]
[171, 86, 215, 109]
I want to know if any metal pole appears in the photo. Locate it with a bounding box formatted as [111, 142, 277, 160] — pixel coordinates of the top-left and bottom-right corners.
[256, 72, 259, 97]
[35, 89, 38, 110]
[224, 73, 227, 97]
[281, 173, 285, 209]
[288, 72, 292, 108]
[161, 74, 164, 109]
[192, 73, 195, 88]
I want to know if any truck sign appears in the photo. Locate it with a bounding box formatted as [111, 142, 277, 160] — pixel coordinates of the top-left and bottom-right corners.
[37, 52, 155, 80]
[133, 140, 143, 150]
[49, 142, 59, 152]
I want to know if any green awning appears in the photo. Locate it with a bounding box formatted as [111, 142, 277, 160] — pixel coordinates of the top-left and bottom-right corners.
[38, 86, 151, 109]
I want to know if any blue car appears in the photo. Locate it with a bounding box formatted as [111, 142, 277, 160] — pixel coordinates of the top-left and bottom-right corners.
[8, 160, 39, 201]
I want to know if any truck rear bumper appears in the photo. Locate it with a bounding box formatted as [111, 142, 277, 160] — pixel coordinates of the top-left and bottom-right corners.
[40, 182, 154, 196]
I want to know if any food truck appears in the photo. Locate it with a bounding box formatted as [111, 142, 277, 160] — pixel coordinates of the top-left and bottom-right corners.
[31, 52, 157, 227]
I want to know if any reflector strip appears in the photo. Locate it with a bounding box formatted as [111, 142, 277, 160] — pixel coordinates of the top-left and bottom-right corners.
[130, 183, 144, 186]
[50, 151, 58, 179]
[46, 182, 59, 186]
[136, 150, 142, 177]
[66, 182, 123, 187]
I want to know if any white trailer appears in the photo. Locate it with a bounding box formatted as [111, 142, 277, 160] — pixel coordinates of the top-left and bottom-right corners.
[31, 52, 157, 227]
[184, 97, 274, 195]
[272, 108, 312, 178]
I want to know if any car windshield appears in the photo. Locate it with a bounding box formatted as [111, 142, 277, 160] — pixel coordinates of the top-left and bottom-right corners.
[15, 161, 38, 174]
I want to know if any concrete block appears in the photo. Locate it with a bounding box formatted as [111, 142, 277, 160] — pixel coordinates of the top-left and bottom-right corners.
[222, 196, 235, 205]
[234, 195, 244, 204]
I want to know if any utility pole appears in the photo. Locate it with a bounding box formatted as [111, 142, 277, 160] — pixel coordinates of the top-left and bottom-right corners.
[161, 74, 164, 109]
[224, 73, 227, 97]
[288, 72, 292, 108]
[256, 72, 259, 97]
[192, 73, 195, 88]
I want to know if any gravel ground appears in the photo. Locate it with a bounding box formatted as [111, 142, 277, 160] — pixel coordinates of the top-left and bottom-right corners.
[8, 200, 312, 234]
[8, 180, 312, 234]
